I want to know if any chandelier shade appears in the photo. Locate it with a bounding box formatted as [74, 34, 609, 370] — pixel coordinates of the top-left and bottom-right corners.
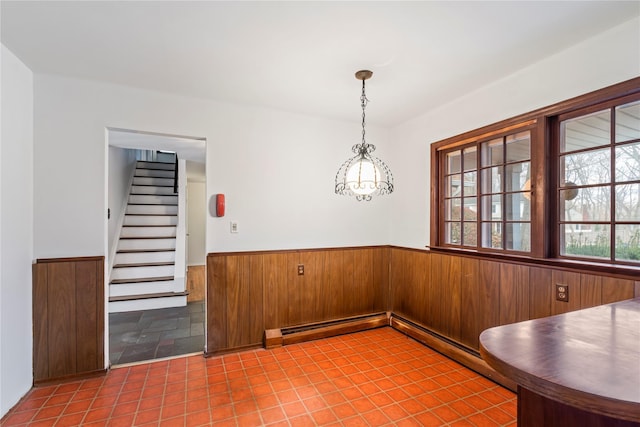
[335, 70, 394, 201]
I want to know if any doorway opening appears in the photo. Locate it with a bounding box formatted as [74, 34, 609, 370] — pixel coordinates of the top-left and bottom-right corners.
[106, 128, 206, 366]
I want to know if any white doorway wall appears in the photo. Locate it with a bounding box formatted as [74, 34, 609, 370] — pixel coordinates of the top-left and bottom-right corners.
[187, 181, 206, 266]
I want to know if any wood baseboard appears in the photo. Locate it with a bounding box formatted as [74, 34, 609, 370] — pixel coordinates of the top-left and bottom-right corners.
[204, 343, 263, 358]
[390, 315, 517, 391]
[33, 368, 107, 387]
[264, 312, 390, 349]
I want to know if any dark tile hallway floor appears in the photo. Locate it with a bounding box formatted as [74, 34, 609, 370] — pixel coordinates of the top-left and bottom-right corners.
[109, 301, 205, 366]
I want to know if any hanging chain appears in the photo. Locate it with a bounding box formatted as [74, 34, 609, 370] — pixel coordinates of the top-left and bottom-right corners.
[361, 79, 368, 146]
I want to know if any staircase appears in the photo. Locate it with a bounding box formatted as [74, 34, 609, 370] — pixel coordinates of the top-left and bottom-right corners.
[109, 160, 188, 313]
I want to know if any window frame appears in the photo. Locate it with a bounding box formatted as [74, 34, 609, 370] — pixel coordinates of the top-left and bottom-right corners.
[437, 123, 538, 254]
[430, 77, 640, 272]
[553, 93, 640, 266]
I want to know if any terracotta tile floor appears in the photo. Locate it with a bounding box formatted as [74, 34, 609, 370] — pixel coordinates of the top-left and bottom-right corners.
[1, 328, 516, 426]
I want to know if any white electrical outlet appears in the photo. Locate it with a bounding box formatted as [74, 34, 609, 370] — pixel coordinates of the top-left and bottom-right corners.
[230, 221, 239, 233]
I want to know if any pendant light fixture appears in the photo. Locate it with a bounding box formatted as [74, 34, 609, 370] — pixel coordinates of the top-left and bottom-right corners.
[335, 70, 394, 201]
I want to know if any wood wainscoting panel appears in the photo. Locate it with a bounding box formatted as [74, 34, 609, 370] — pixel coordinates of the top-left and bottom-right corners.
[47, 261, 77, 379]
[32, 263, 49, 381]
[460, 258, 500, 349]
[601, 276, 635, 304]
[429, 252, 462, 341]
[225, 254, 264, 349]
[321, 250, 345, 320]
[373, 245, 391, 313]
[390, 248, 430, 326]
[187, 265, 205, 302]
[499, 263, 530, 325]
[529, 267, 552, 320]
[300, 250, 325, 325]
[207, 246, 391, 355]
[263, 253, 289, 329]
[207, 255, 227, 352]
[33, 256, 105, 383]
[580, 274, 602, 309]
[75, 260, 103, 374]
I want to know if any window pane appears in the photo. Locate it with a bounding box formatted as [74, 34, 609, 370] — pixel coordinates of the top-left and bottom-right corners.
[615, 224, 640, 262]
[615, 183, 640, 221]
[445, 198, 462, 221]
[561, 224, 610, 259]
[505, 193, 530, 221]
[462, 222, 477, 247]
[445, 222, 461, 245]
[562, 185, 610, 222]
[615, 142, 640, 182]
[561, 109, 611, 153]
[463, 197, 477, 220]
[504, 162, 530, 192]
[447, 150, 461, 174]
[505, 131, 530, 162]
[481, 222, 502, 249]
[481, 138, 503, 167]
[481, 195, 502, 220]
[615, 100, 640, 143]
[446, 174, 461, 197]
[463, 147, 477, 171]
[505, 222, 530, 251]
[561, 148, 611, 186]
[463, 171, 477, 196]
[481, 167, 501, 194]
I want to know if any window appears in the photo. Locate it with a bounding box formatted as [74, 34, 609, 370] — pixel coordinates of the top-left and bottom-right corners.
[431, 77, 640, 269]
[558, 99, 640, 264]
[441, 128, 532, 253]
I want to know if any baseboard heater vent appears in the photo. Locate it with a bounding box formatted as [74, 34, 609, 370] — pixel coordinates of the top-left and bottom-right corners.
[264, 312, 390, 349]
[391, 314, 481, 358]
[390, 314, 516, 391]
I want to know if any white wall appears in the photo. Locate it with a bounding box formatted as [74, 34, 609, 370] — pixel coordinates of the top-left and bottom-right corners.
[33, 74, 392, 259]
[0, 45, 34, 418]
[107, 145, 136, 263]
[389, 16, 640, 249]
[187, 181, 206, 266]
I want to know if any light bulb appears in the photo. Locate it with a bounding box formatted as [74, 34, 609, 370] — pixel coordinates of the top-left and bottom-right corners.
[346, 158, 380, 195]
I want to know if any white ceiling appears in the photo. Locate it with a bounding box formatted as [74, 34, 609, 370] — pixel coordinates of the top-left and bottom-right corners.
[2, 1, 639, 127]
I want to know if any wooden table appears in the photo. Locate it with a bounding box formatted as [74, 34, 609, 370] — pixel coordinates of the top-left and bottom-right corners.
[480, 298, 640, 426]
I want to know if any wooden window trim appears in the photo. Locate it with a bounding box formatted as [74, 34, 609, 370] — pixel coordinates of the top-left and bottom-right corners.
[553, 93, 640, 266]
[430, 76, 640, 274]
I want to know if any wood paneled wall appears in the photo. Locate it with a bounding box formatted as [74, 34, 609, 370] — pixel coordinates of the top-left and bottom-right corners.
[206, 247, 390, 354]
[207, 245, 637, 357]
[187, 265, 205, 302]
[390, 247, 639, 352]
[32, 256, 105, 383]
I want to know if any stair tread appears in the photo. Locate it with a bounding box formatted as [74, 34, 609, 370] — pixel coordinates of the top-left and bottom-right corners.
[117, 248, 176, 253]
[110, 276, 174, 285]
[131, 184, 175, 188]
[122, 224, 177, 227]
[119, 236, 176, 240]
[109, 291, 188, 303]
[125, 214, 177, 217]
[136, 162, 175, 165]
[129, 193, 177, 196]
[113, 261, 175, 268]
[127, 203, 178, 206]
[136, 166, 176, 170]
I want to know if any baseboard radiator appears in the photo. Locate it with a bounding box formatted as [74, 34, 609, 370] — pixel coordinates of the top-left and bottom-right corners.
[263, 311, 516, 391]
[389, 314, 516, 391]
[264, 312, 390, 349]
